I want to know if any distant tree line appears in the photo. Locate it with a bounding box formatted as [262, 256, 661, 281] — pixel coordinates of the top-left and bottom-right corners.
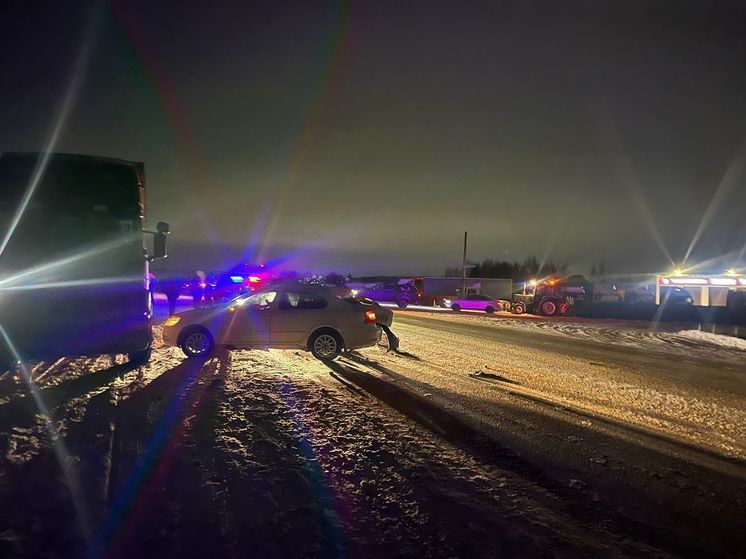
[445, 256, 567, 281]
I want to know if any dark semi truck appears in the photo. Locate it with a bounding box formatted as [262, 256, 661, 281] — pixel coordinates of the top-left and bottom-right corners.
[0, 152, 169, 370]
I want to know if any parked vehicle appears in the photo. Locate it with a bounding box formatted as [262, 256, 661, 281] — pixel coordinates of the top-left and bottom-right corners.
[511, 276, 587, 316]
[443, 294, 502, 313]
[413, 276, 512, 307]
[355, 281, 420, 308]
[205, 266, 264, 303]
[659, 285, 694, 305]
[163, 285, 395, 361]
[590, 282, 620, 303]
[0, 152, 168, 370]
[618, 284, 656, 304]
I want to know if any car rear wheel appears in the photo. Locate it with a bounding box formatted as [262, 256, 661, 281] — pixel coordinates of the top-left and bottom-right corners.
[310, 331, 342, 361]
[539, 299, 558, 316]
[485, 306, 495, 314]
[451, 303, 461, 312]
[179, 327, 215, 359]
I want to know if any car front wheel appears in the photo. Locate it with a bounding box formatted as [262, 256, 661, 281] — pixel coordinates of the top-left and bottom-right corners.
[310, 331, 342, 361]
[451, 303, 461, 312]
[485, 306, 495, 314]
[179, 327, 215, 359]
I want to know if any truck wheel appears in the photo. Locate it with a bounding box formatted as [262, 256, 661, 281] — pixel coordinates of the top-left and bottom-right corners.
[451, 303, 461, 312]
[396, 297, 410, 309]
[179, 327, 215, 359]
[128, 346, 152, 367]
[485, 306, 495, 314]
[539, 299, 558, 316]
[512, 303, 525, 315]
[0, 358, 17, 373]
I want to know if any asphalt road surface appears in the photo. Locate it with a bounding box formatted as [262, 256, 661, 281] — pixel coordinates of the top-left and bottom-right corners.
[0, 308, 744, 558]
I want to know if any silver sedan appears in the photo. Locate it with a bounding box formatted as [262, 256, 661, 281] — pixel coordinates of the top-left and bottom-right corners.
[162, 285, 394, 361]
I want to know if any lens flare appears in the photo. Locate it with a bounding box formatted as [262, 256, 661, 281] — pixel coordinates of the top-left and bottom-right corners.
[0, 237, 132, 289]
[0, 3, 101, 258]
[598, 120, 675, 269]
[0, 276, 141, 292]
[0, 324, 92, 542]
[538, 208, 568, 275]
[683, 142, 746, 265]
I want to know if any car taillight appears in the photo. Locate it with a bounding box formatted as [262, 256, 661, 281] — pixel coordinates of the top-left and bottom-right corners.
[364, 309, 376, 324]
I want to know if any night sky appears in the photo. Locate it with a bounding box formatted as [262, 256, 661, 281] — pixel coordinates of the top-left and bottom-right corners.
[2, 0, 745, 276]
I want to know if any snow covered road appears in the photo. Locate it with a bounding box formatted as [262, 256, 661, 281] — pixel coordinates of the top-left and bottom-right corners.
[0, 313, 744, 558]
[386, 311, 746, 459]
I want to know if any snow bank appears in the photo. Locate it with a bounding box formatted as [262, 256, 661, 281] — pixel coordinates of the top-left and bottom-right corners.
[673, 329, 746, 351]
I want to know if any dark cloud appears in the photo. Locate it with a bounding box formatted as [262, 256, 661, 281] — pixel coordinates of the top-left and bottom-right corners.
[2, 0, 745, 275]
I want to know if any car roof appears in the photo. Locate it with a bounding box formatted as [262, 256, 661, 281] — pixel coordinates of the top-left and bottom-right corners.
[264, 282, 336, 294]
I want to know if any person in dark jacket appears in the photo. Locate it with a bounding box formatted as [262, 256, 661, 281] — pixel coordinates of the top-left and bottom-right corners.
[190, 271, 205, 307]
[160, 276, 181, 315]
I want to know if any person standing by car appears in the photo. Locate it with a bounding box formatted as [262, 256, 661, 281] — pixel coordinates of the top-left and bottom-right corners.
[190, 271, 205, 307]
[160, 276, 181, 315]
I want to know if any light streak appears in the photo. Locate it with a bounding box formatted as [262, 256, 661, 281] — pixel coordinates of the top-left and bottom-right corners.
[0, 237, 132, 289]
[683, 142, 746, 265]
[0, 2, 101, 257]
[0, 324, 92, 543]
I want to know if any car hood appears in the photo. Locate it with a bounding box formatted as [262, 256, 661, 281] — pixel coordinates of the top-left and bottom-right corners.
[172, 304, 229, 324]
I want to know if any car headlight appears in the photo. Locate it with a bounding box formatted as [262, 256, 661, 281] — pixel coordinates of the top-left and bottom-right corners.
[443, 299, 451, 305]
[164, 316, 181, 327]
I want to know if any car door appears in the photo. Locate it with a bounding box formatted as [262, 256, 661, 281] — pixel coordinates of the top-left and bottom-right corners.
[271, 291, 329, 347]
[222, 291, 275, 347]
[474, 295, 491, 310]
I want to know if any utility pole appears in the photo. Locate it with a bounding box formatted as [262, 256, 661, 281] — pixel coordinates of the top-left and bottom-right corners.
[461, 230, 468, 297]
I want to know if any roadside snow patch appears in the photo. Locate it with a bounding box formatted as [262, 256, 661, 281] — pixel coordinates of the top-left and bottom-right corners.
[673, 330, 746, 351]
